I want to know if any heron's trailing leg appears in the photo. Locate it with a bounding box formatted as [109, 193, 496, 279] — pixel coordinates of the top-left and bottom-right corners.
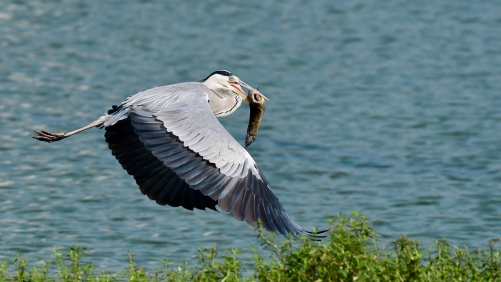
[31, 116, 106, 143]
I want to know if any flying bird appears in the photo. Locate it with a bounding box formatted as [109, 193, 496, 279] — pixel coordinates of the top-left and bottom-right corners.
[31, 70, 323, 238]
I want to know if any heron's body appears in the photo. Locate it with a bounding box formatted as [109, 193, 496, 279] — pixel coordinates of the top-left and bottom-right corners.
[32, 71, 323, 238]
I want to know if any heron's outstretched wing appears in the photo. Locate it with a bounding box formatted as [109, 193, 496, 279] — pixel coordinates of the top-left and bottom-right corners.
[124, 96, 309, 236]
[105, 117, 218, 211]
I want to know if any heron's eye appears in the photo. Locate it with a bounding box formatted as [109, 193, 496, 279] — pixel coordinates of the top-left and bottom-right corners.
[228, 76, 239, 83]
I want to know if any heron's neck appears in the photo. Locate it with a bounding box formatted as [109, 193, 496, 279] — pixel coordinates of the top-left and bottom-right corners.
[208, 90, 243, 117]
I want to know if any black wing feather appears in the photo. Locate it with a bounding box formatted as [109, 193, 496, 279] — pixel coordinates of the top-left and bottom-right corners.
[104, 117, 217, 211]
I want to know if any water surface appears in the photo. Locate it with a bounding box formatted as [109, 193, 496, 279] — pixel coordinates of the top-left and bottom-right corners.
[1, 0, 501, 271]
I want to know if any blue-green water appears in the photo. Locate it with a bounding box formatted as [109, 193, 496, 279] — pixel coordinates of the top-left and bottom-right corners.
[1, 0, 501, 271]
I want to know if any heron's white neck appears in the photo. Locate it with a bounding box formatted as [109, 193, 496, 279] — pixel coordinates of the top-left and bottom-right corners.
[206, 88, 243, 117]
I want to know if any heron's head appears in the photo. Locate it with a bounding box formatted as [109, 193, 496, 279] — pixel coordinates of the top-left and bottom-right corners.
[201, 70, 268, 102]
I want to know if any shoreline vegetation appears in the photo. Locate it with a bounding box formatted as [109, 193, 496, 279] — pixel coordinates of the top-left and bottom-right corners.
[1, 213, 499, 281]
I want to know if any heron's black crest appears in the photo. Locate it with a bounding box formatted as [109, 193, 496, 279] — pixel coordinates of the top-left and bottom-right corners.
[200, 70, 234, 82]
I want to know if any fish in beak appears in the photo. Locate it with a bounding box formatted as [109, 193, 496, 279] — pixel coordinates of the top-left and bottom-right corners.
[228, 76, 268, 147]
[244, 87, 267, 148]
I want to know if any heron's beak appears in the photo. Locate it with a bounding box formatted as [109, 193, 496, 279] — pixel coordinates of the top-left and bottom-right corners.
[237, 80, 269, 102]
[229, 82, 248, 101]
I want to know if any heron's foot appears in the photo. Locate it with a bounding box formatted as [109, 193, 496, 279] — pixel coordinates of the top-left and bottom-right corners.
[30, 130, 67, 143]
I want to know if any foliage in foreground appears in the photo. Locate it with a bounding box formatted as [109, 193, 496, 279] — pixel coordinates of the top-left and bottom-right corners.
[0, 213, 500, 281]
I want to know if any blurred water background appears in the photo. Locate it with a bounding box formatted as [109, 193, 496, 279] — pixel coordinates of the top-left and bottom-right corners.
[1, 0, 501, 271]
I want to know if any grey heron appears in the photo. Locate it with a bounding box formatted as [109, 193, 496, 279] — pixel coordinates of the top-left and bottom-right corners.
[31, 70, 324, 238]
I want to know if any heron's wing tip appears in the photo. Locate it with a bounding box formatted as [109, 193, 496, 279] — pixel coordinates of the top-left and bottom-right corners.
[301, 228, 329, 240]
[304, 228, 329, 235]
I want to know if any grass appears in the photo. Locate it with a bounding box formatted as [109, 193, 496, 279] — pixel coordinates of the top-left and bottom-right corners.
[0, 212, 500, 281]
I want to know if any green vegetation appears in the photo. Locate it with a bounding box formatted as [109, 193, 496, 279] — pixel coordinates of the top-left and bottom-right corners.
[1, 213, 500, 281]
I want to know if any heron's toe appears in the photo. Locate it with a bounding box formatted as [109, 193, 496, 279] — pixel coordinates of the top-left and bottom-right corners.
[30, 130, 66, 143]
